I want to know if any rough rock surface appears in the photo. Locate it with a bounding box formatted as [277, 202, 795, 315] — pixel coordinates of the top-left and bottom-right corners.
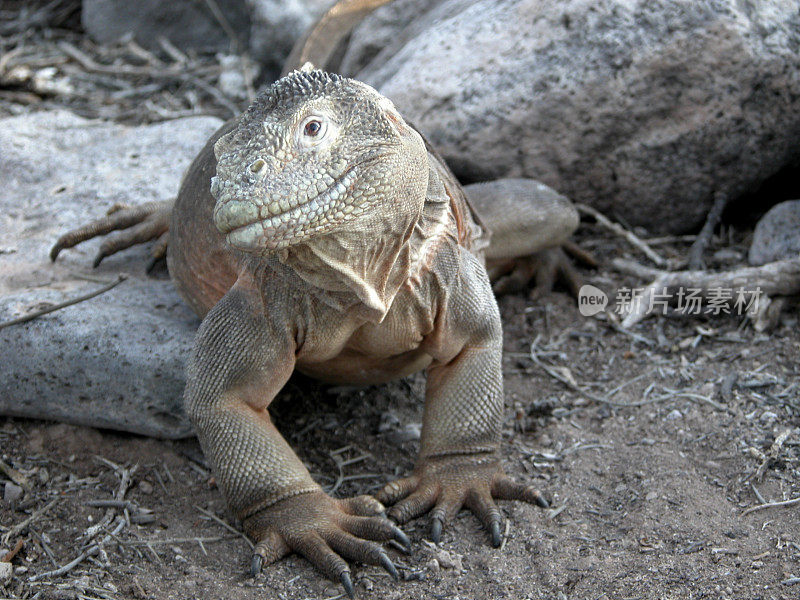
[748, 199, 800, 265]
[0, 111, 223, 438]
[341, 0, 800, 234]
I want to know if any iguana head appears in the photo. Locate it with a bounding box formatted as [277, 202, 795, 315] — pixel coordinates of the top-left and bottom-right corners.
[210, 67, 429, 253]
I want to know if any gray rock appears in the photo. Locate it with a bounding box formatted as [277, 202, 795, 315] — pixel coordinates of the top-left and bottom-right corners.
[0, 110, 223, 439]
[341, 0, 800, 234]
[82, 0, 251, 54]
[3, 482, 23, 504]
[748, 200, 800, 265]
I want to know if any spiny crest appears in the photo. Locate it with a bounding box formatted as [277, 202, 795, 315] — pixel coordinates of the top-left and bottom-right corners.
[250, 68, 345, 119]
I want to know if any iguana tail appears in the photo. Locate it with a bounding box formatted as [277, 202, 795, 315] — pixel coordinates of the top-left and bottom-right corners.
[281, 0, 393, 76]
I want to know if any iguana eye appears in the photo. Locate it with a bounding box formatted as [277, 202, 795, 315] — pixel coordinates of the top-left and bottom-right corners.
[297, 115, 334, 149]
[304, 120, 322, 136]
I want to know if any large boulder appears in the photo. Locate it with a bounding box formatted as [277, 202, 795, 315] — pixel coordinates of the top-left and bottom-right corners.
[0, 111, 223, 438]
[340, 0, 800, 233]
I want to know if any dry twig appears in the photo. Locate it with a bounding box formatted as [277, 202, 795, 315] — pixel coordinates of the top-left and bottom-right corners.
[742, 496, 800, 516]
[2, 497, 59, 545]
[29, 516, 126, 581]
[194, 505, 253, 549]
[687, 192, 728, 270]
[0, 274, 127, 330]
[576, 203, 666, 266]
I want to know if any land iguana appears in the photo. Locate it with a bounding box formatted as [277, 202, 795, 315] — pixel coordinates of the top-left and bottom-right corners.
[49, 2, 582, 596]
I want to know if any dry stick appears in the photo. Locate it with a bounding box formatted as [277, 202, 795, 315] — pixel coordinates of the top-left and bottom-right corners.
[658, 388, 728, 412]
[741, 496, 800, 516]
[194, 505, 254, 549]
[575, 203, 666, 266]
[611, 257, 800, 328]
[202, 0, 242, 53]
[752, 428, 794, 482]
[0, 274, 127, 331]
[2, 497, 59, 545]
[29, 517, 126, 581]
[124, 536, 233, 546]
[2, 539, 24, 562]
[0, 457, 31, 490]
[687, 191, 728, 270]
[31, 530, 58, 567]
[750, 482, 766, 505]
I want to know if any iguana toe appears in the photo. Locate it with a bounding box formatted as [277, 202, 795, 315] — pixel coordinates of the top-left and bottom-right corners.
[244, 490, 406, 593]
[50, 200, 171, 267]
[491, 245, 592, 299]
[378, 455, 548, 548]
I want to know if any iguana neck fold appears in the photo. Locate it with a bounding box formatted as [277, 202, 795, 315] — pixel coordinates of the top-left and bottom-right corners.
[272, 161, 455, 322]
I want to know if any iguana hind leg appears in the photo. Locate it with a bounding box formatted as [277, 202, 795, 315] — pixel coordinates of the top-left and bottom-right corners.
[50, 200, 171, 267]
[465, 178, 589, 297]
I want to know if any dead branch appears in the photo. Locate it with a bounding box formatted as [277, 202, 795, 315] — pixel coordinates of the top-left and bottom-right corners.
[612, 256, 800, 329]
[741, 496, 800, 516]
[687, 191, 728, 270]
[2, 497, 59, 545]
[194, 505, 253, 549]
[29, 516, 126, 581]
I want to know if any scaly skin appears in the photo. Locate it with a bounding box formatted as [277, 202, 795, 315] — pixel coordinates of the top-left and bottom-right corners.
[49, 67, 568, 596]
[173, 68, 550, 594]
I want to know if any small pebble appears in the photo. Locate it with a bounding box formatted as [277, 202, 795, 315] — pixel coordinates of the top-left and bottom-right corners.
[3, 482, 23, 503]
[424, 558, 440, 574]
[434, 548, 463, 571]
[138, 480, 154, 494]
[665, 409, 683, 421]
[759, 411, 778, 425]
[387, 422, 421, 444]
[378, 411, 401, 433]
[37, 467, 49, 485]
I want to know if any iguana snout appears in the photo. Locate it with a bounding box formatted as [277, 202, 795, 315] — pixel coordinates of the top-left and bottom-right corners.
[210, 68, 428, 254]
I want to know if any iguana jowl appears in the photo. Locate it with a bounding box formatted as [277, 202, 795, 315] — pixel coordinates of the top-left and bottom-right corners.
[51, 67, 579, 600]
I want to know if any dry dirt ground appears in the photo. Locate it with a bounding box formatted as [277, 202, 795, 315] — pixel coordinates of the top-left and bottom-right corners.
[2, 230, 799, 600]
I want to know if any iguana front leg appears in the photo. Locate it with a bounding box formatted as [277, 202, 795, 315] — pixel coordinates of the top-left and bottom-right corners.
[186, 280, 407, 595]
[377, 253, 548, 546]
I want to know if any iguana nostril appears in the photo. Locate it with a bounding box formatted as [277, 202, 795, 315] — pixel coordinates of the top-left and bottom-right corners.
[249, 159, 267, 174]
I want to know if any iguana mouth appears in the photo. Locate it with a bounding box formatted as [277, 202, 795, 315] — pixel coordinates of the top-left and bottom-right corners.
[216, 165, 363, 251]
